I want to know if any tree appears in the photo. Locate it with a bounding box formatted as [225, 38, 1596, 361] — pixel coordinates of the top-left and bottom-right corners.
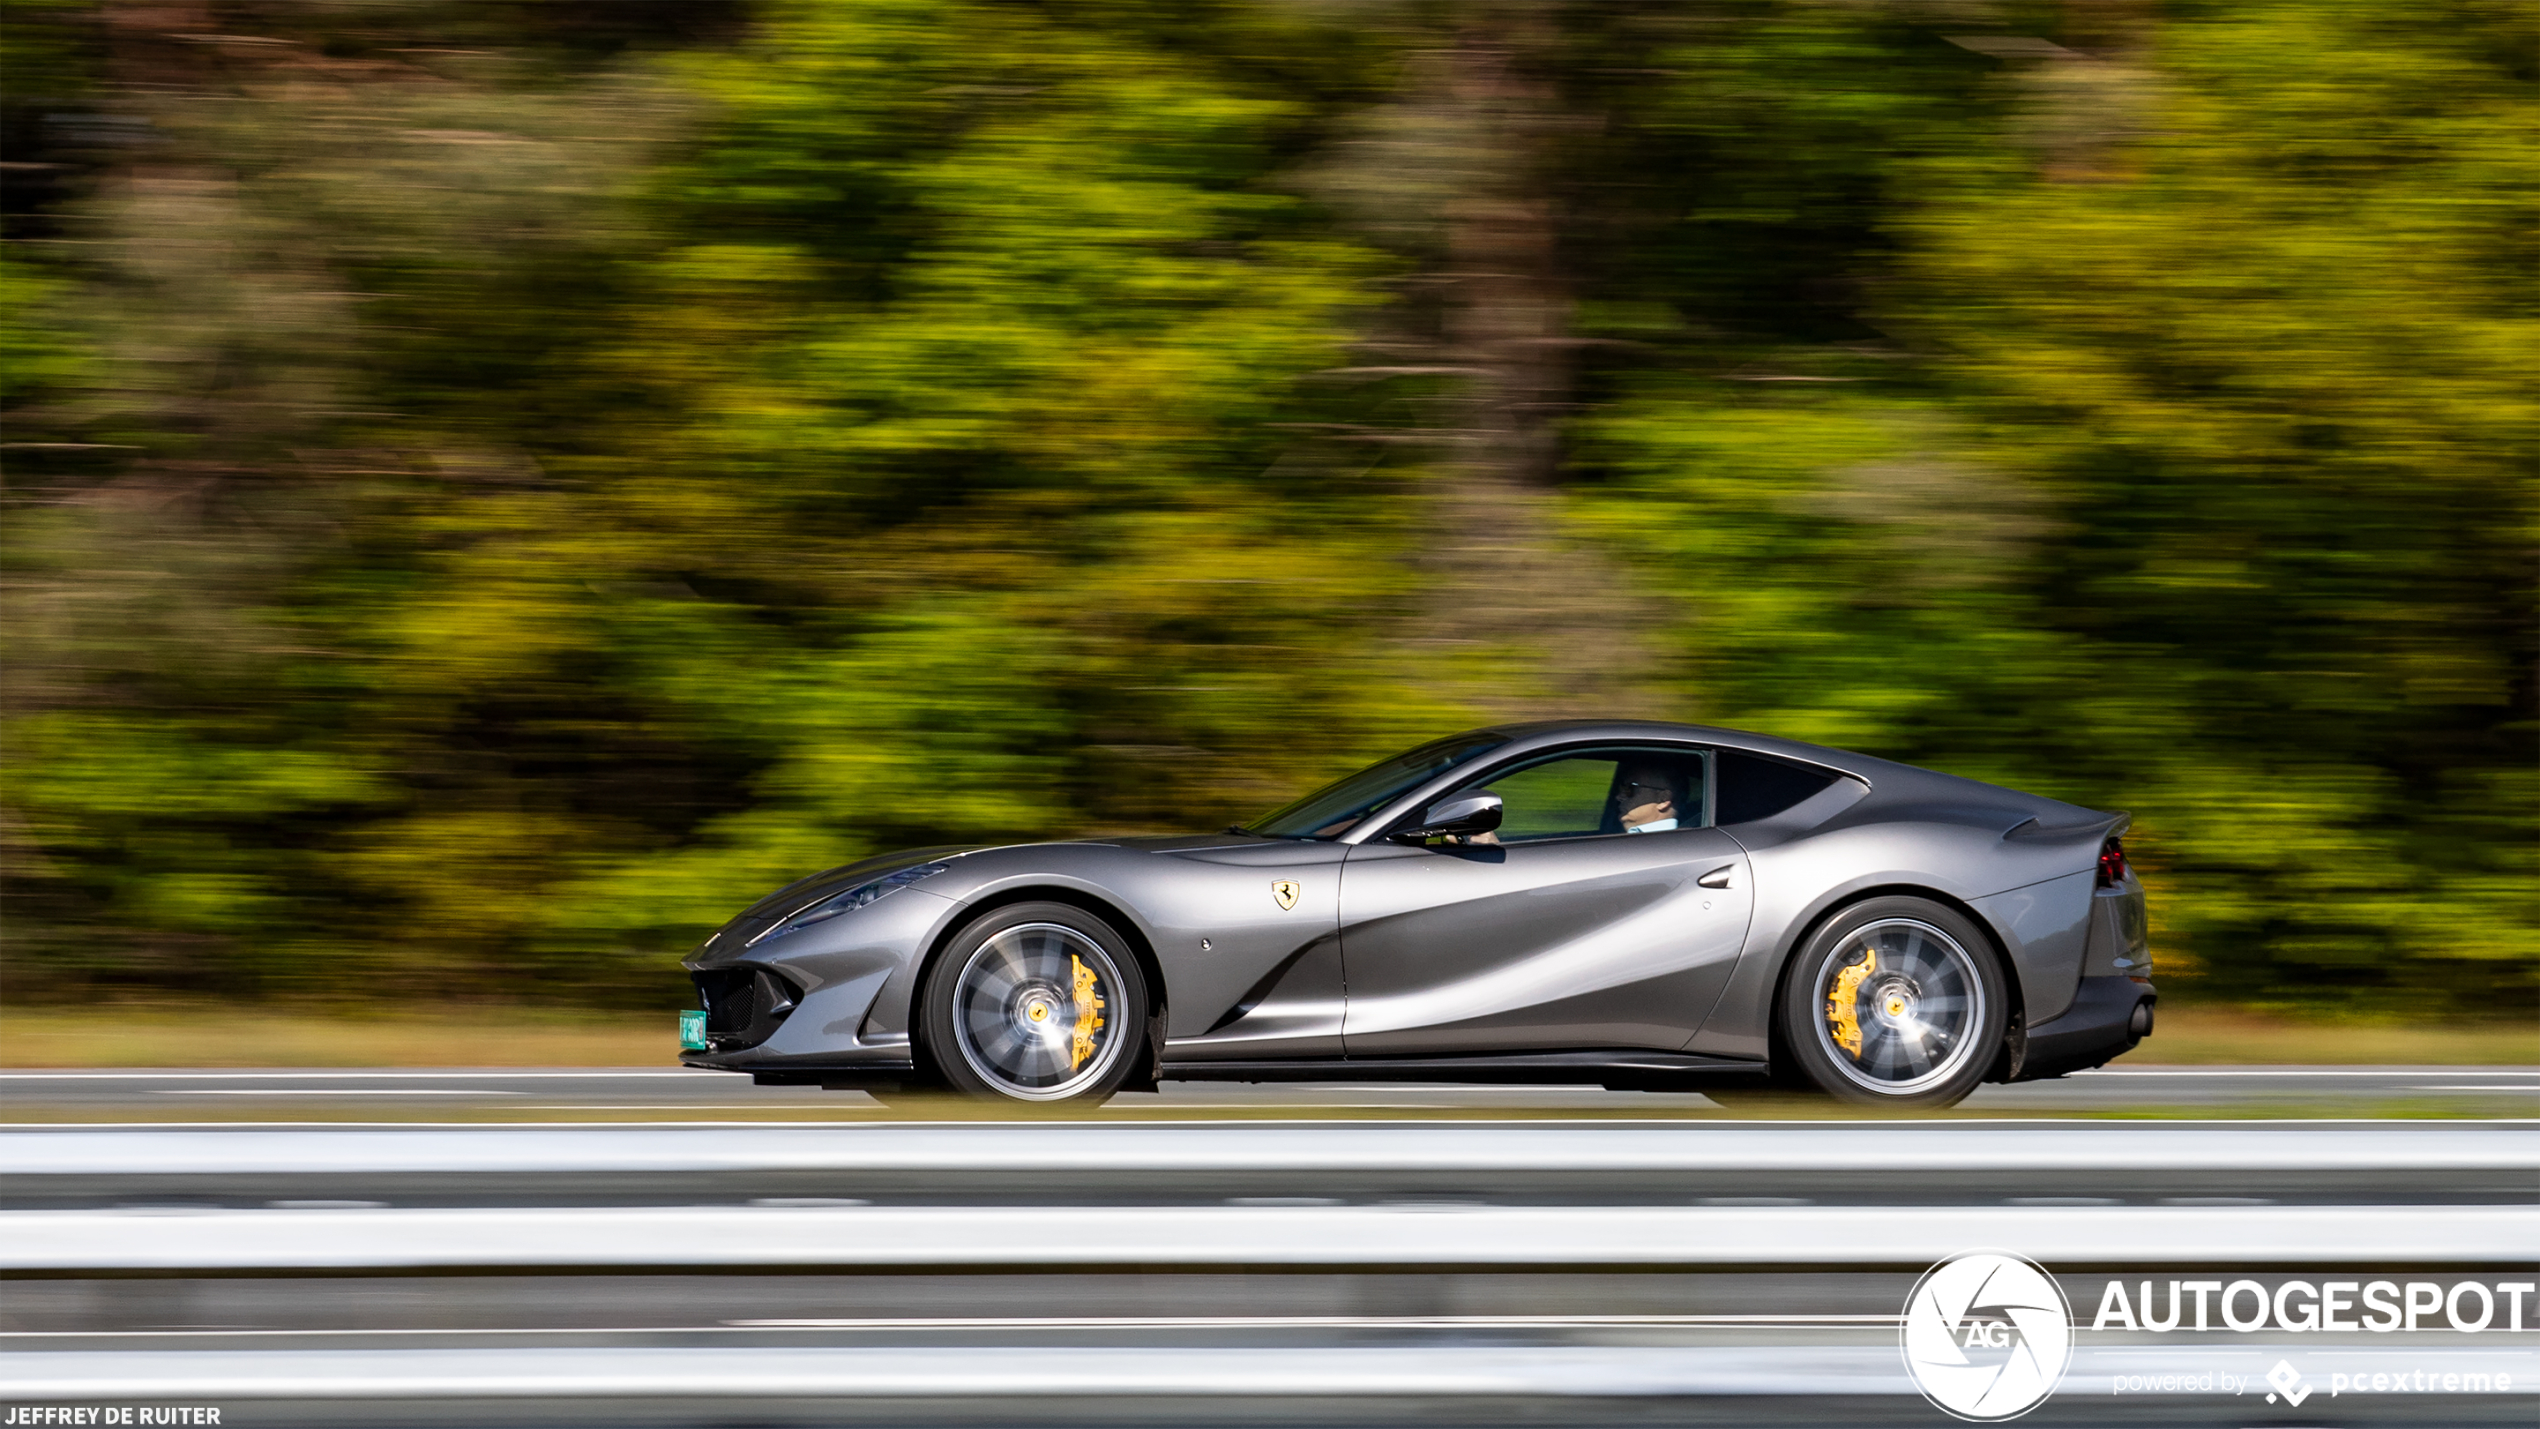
[5, 1, 2530, 1019]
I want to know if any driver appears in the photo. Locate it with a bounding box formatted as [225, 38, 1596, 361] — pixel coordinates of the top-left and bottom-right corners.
[1615, 764, 1680, 832]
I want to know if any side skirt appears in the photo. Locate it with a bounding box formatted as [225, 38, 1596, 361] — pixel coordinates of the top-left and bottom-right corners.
[741, 1051, 1773, 1093]
[1159, 1050, 1772, 1091]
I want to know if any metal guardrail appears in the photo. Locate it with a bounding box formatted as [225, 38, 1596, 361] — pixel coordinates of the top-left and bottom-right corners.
[8, 1344, 2537, 1401]
[0, 1344, 2031, 1399]
[6, 1120, 2534, 1415]
[12, 1201, 2535, 1272]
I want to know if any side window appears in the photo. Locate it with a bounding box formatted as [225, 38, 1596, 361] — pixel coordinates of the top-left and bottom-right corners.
[1453, 747, 1710, 843]
[1713, 749, 1840, 825]
[1480, 756, 1620, 841]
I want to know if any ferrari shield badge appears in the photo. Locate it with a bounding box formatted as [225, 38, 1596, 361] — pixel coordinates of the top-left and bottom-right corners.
[1271, 879, 1300, 911]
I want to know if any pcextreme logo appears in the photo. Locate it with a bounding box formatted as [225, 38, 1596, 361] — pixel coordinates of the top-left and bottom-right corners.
[1901, 1251, 2075, 1421]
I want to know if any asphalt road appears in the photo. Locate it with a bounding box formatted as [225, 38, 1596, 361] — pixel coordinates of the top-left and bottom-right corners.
[4, 1064, 2537, 1120]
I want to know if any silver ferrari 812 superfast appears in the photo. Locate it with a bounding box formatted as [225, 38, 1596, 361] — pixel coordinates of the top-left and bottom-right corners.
[680, 721, 2152, 1108]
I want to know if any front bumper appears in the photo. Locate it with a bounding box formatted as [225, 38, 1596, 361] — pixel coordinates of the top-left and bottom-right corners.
[677, 886, 959, 1079]
[680, 963, 918, 1086]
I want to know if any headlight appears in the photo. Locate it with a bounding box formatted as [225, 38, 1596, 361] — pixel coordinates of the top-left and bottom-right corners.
[749, 862, 949, 946]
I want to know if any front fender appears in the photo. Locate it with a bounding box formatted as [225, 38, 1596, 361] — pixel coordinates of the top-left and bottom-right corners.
[853, 856, 1173, 1041]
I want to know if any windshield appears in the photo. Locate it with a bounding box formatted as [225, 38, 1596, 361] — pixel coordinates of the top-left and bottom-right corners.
[1243, 734, 1508, 840]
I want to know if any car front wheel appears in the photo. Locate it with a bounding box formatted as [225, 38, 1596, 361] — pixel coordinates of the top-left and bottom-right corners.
[1779, 896, 2007, 1110]
[919, 901, 1148, 1105]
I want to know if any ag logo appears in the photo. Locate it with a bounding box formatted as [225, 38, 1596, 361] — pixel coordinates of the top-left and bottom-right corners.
[1901, 1251, 2072, 1421]
[1270, 880, 1300, 911]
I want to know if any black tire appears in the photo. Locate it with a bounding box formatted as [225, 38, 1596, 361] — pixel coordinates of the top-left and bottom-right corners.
[918, 901, 1149, 1105]
[1777, 896, 2007, 1110]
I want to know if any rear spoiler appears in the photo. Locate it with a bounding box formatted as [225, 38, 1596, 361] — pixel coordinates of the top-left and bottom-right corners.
[2002, 810, 2129, 843]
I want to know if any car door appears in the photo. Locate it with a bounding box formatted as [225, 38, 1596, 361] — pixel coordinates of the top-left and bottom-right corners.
[1133, 836, 1350, 1061]
[1337, 745, 1754, 1055]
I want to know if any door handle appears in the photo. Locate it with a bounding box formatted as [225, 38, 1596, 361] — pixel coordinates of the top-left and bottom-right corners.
[1697, 865, 1736, 889]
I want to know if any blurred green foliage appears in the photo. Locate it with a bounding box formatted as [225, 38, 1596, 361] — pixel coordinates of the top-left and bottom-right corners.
[3, 1, 2530, 1018]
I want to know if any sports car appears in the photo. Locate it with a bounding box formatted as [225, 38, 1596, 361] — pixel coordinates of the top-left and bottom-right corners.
[679, 720, 2152, 1108]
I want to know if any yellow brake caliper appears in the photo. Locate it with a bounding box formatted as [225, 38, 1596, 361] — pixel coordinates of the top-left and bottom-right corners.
[1827, 948, 1875, 1060]
[1069, 954, 1106, 1070]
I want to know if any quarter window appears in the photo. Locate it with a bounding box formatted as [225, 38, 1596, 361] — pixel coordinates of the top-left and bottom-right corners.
[1713, 749, 1840, 825]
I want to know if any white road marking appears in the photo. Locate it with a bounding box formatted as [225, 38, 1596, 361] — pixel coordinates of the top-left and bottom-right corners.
[531, 1104, 868, 1111]
[156, 1089, 529, 1097]
[0, 1069, 701, 1080]
[2076, 1068, 2540, 1077]
[5, 1118, 2535, 1179]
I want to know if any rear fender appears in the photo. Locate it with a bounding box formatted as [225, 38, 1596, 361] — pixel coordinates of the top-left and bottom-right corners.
[1691, 872, 2014, 1063]
[1970, 870, 2097, 1027]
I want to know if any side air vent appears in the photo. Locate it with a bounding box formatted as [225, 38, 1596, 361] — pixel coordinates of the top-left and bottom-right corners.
[692, 966, 802, 1051]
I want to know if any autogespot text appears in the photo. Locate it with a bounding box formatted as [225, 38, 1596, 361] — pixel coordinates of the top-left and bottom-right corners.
[2089, 1277, 2535, 1334]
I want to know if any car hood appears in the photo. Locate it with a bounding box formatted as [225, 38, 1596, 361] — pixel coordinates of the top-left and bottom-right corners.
[707, 831, 1277, 953]
[1074, 832, 1276, 854]
[736, 845, 983, 922]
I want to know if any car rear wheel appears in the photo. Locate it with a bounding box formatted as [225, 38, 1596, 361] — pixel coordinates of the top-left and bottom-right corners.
[919, 901, 1148, 1105]
[1779, 896, 2006, 1110]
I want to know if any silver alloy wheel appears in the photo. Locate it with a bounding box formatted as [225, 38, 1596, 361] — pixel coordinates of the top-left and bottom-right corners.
[948, 922, 1127, 1101]
[1809, 917, 1988, 1096]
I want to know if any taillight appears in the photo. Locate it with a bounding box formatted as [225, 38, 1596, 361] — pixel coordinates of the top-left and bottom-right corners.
[2096, 837, 2130, 888]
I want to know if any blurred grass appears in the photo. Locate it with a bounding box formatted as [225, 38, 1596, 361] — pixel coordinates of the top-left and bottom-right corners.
[0, 1004, 678, 1068]
[0, 1002, 2526, 1068]
[2125, 1008, 2538, 1067]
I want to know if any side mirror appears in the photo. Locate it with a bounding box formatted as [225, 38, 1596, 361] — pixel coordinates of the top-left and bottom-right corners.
[1398, 791, 1503, 842]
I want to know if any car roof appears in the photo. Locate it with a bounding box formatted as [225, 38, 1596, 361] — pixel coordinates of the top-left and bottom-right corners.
[1329, 719, 2087, 845]
[1462, 719, 1872, 776]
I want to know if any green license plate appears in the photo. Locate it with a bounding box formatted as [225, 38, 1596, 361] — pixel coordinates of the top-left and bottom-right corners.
[679, 1009, 708, 1050]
